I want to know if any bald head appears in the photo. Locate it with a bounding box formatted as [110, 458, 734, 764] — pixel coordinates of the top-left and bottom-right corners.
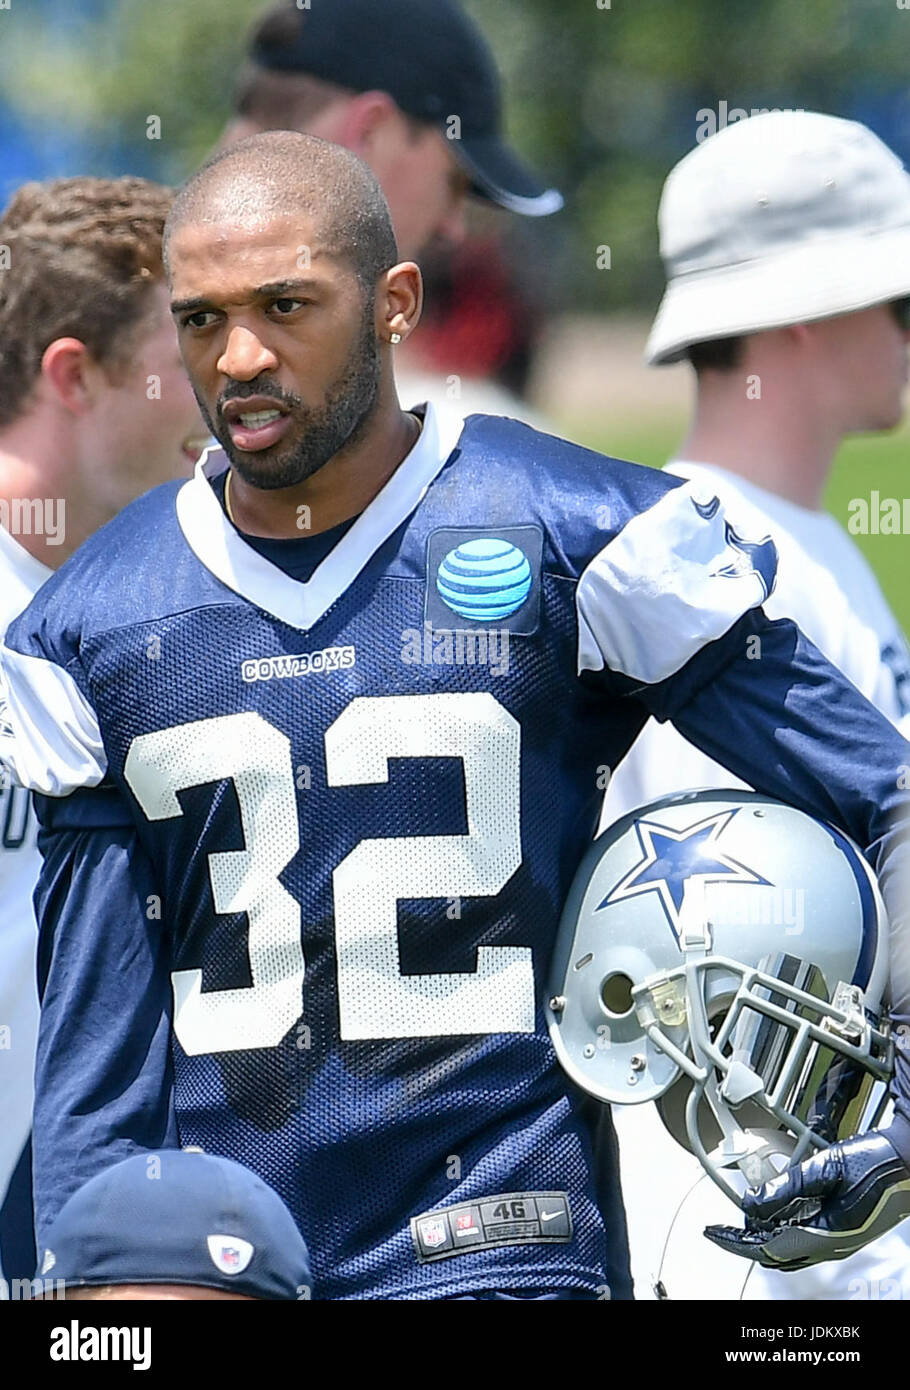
[164, 130, 399, 293]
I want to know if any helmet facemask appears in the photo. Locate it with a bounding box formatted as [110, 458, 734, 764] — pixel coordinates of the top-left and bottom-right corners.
[637, 946, 892, 1204]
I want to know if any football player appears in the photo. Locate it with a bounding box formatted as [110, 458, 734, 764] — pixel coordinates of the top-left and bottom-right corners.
[603, 110, 910, 1300]
[0, 176, 206, 1288]
[2, 132, 909, 1299]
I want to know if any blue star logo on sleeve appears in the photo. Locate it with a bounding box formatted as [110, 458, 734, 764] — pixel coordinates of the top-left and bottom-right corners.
[691, 495, 721, 521]
[713, 523, 778, 600]
[598, 809, 771, 943]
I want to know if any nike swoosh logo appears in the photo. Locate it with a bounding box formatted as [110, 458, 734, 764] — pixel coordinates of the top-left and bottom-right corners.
[540, 1210, 562, 1222]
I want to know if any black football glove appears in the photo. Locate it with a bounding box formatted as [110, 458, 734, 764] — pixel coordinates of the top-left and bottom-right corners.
[704, 1131, 910, 1270]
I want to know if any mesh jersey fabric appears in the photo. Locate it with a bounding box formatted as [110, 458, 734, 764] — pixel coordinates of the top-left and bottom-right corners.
[11, 413, 909, 1297]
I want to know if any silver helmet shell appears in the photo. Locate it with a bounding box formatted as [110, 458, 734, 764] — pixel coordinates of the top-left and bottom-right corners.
[547, 790, 892, 1202]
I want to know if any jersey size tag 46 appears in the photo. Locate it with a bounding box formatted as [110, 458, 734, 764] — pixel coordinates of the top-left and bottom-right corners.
[411, 1191, 572, 1263]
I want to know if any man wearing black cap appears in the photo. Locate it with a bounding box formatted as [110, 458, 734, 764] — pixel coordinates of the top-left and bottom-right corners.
[38, 1150, 312, 1301]
[222, 0, 563, 259]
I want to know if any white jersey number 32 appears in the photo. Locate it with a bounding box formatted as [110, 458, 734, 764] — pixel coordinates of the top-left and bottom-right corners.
[124, 693, 531, 1054]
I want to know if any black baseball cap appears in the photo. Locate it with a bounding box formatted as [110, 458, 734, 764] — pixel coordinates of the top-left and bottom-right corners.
[38, 1150, 313, 1300]
[249, 0, 563, 216]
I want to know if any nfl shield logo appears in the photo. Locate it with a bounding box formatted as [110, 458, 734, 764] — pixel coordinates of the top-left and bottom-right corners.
[207, 1233, 254, 1275]
[419, 1217, 448, 1249]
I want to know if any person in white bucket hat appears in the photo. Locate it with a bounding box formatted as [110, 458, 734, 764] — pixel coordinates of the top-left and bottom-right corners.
[601, 109, 910, 1302]
[647, 109, 910, 368]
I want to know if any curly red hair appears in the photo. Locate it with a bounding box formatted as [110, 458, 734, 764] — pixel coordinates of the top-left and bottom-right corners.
[0, 175, 173, 429]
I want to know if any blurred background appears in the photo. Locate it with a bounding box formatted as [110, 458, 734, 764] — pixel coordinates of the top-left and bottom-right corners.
[1, 0, 908, 625]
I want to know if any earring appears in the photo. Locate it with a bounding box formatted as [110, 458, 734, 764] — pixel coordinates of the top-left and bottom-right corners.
[390, 332, 402, 345]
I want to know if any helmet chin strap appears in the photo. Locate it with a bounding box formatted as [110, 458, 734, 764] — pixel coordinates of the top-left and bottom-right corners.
[654, 1163, 757, 1302]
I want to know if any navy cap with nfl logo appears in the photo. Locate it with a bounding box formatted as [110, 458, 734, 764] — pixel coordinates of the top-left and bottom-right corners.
[38, 1150, 312, 1300]
[249, 0, 563, 216]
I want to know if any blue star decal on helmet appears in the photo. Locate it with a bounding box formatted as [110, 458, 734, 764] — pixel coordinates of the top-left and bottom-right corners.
[713, 522, 778, 600]
[598, 809, 771, 943]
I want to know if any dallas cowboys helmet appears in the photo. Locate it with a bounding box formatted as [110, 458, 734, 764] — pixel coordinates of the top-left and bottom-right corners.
[547, 790, 893, 1206]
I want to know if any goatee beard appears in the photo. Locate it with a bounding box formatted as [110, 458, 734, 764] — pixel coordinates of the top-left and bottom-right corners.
[201, 298, 382, 491]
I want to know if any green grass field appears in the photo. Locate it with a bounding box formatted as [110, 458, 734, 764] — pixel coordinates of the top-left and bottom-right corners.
[561, 413, 910, 637]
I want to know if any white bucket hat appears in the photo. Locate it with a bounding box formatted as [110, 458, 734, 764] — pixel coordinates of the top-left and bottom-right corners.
[646, 110, 910, 365]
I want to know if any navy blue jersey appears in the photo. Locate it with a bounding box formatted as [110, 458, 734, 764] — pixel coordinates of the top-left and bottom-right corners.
[2, 405, 909, 1297]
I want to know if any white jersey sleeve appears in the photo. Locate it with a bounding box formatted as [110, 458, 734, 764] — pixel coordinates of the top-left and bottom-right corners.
[576, 476, 777, 687]
[602, 464, 907, 829]
[0, 644, 106, 796]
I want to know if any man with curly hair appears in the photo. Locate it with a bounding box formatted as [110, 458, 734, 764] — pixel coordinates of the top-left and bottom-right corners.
[0, 175, 206, 1288]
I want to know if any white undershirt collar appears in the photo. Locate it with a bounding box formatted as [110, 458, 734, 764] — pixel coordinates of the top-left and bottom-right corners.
[175, 400, 465, 632]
